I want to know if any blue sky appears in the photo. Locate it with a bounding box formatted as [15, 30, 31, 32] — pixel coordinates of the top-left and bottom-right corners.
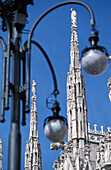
[0, 0, 111, 170]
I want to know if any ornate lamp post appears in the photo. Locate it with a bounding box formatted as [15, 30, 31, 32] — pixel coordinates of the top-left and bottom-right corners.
[0, 0, 109, 170]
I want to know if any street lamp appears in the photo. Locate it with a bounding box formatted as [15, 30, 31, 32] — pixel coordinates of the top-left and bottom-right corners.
[81, 30, 108, 75]
[27, 40, 68, 143]
[0, 1, 109, 170]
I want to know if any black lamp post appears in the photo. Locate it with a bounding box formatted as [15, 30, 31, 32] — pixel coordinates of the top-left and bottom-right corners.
[0, 1, 109, 170]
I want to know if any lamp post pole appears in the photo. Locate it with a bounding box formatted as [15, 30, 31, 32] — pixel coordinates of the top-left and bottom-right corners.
[0, 1, 109, 170]
[0, 1, 33, 170]
[8, 27, 21, 170]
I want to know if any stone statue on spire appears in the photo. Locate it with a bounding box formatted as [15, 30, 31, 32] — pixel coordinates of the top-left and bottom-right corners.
[107, 78, 111, 102]
[71, 8, 77, 29]
[31, 80, 37, 105]
[32, 80, 36, 97]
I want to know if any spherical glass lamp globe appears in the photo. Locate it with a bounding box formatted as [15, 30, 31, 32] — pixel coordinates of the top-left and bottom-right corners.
[44, 116, 68, 142]
[81, 47, 108, 75]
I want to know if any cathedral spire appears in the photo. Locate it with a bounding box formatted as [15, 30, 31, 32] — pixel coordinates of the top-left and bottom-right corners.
[67, 9, 88, 143]
[24, 80, 42, 170]
[70, 9, 80, 70]
[0, 139, 3, 170]
[29, 80, 38, 139]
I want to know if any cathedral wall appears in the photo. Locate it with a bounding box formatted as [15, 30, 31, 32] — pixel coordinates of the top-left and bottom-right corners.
[89, 142, 99, 169]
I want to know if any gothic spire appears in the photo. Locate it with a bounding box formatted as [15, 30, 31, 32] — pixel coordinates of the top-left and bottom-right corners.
[70, 9, 80, 70]
[67, 9, 88, 143]
[29, 80, 38, 140]
[0, 139, 3, 170]
[24, 80, 42, 170]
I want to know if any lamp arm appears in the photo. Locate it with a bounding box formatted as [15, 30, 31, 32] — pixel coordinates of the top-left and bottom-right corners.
[31, 40, 59, 97]
[0, 37, 6, 50]
[0, 37, 7, 122]
[26, 1, 96, 112]
[0, 0, 11, 110]
[29, 1, 95, 40]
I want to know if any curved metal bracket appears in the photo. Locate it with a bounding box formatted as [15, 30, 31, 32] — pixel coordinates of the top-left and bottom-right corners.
[0, 37, 6, 122]
[31, 40, 59, 97]
[24, 40, 59, 112]
[0, 0, 11, 111]
[26, 1, 96, 112]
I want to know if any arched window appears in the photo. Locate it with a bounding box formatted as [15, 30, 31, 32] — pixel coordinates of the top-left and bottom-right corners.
[78, 82, 80, 94]
[35, 152, 37, 163]
[69, 85, 71, 89]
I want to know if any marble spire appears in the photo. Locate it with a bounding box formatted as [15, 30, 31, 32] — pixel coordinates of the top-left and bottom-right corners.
[29, 80, 38, 139]
[70, 9, 80, 70]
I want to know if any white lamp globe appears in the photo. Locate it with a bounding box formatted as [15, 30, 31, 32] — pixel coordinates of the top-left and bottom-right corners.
[81, 48, 108, 75]
[44, 116, 68, 142]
